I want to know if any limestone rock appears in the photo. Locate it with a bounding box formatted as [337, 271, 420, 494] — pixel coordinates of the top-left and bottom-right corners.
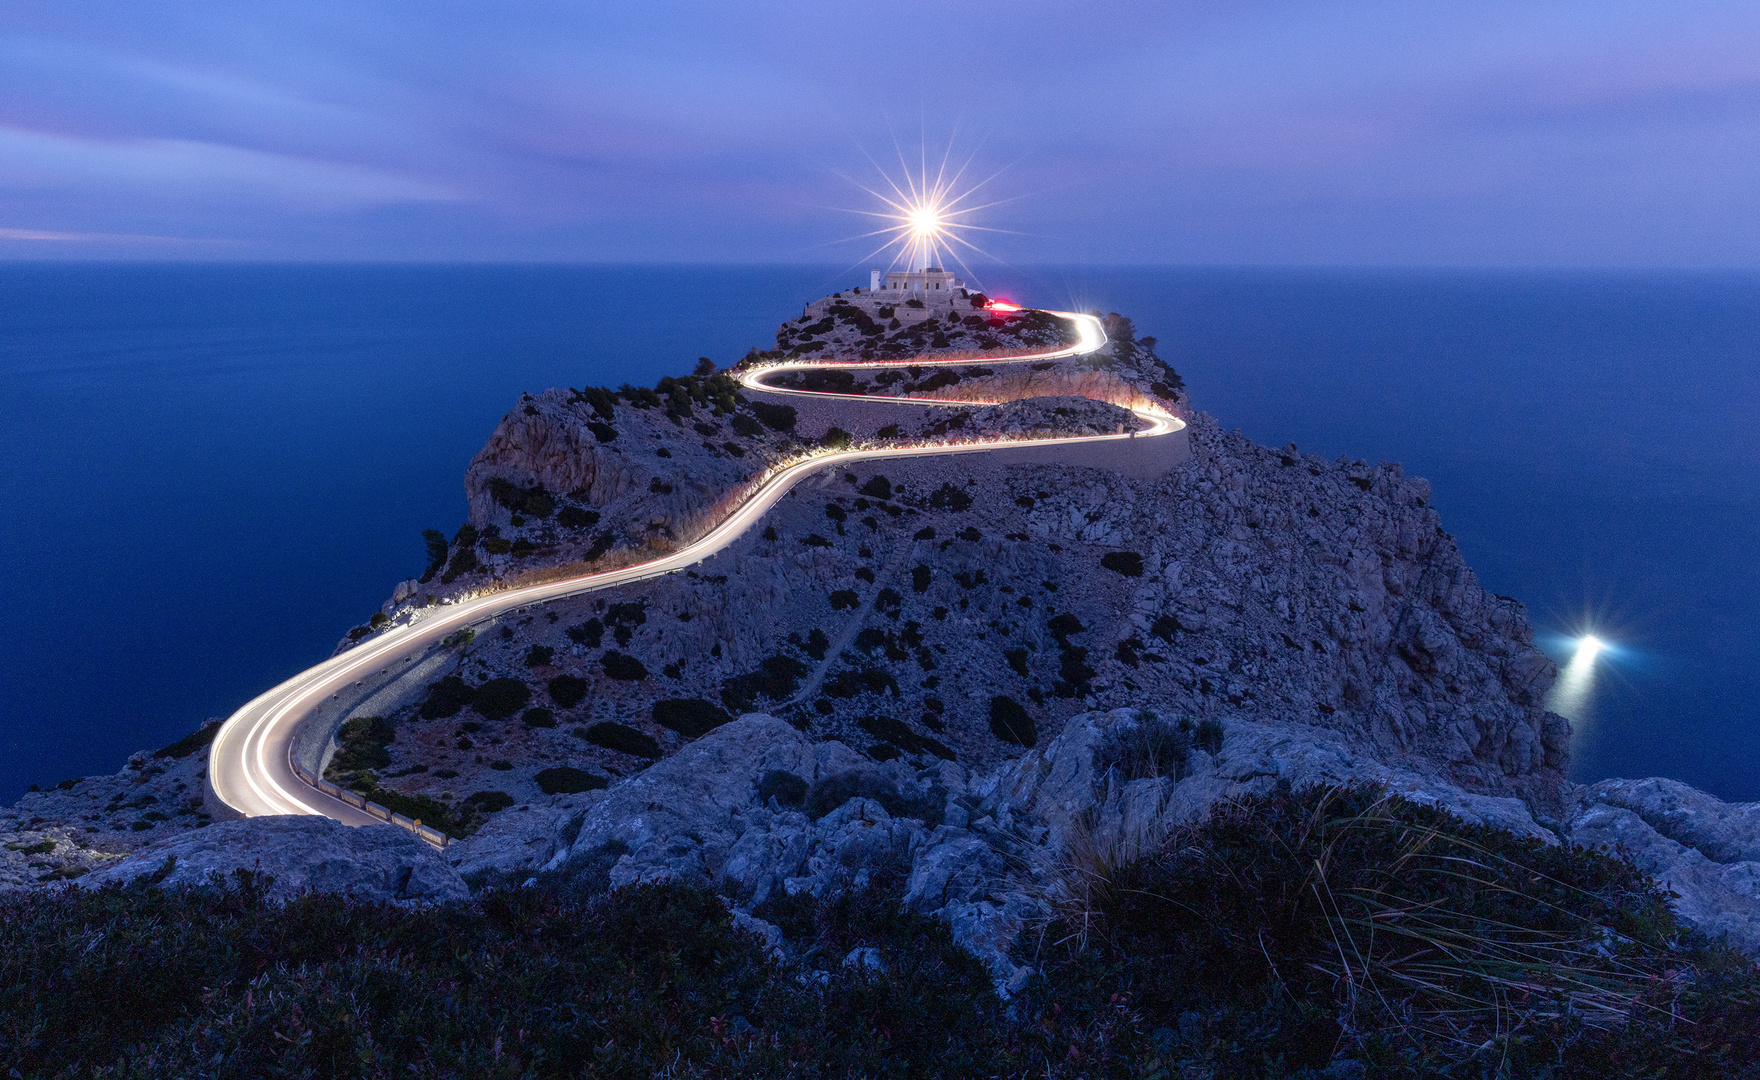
[1567, 780, 1760, 956]
[77, 816, 469, 904]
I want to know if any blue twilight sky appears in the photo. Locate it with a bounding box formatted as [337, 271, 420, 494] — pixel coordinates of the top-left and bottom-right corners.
[3, 1, 1759, 265]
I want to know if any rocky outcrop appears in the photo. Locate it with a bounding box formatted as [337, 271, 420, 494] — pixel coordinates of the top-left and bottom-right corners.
[0, 722, 222, 888]
[1566, 778, 1760, 955]
[489, 710, 1558, 991]
[78, 815, 469, 904]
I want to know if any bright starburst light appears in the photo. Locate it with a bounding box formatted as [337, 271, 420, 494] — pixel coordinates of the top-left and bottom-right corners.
[834, 139, 1019, 284]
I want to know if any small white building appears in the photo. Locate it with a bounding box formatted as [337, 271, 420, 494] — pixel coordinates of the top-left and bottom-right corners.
[869, 267, 964, 295]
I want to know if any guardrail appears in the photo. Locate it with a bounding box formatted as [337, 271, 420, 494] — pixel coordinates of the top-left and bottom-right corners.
[289, 760, 450, 850]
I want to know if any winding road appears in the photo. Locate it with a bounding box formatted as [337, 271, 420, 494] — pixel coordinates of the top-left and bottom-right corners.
[205, 307, 1187, 843]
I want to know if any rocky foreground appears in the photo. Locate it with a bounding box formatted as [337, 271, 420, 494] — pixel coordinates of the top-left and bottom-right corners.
[6, 300, 1760, 988]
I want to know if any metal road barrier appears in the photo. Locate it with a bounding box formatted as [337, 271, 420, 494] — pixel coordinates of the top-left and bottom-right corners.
[288, 760, 450, 850]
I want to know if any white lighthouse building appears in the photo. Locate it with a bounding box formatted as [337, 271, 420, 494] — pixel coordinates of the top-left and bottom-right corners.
[868, 266, 964, 296]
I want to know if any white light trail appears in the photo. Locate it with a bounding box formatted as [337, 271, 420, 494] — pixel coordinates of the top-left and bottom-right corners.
[205, 308, 1185, 841]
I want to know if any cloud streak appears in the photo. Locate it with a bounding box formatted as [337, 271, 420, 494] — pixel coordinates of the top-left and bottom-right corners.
[2, 0, 1759, 264]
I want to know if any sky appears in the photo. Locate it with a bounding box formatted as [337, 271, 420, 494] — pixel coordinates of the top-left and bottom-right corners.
[3, 1, 1760, 266]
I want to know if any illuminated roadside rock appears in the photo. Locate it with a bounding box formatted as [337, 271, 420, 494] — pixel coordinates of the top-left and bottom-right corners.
[1568, 778, 1760, 955]
[77, 816, 469, 904]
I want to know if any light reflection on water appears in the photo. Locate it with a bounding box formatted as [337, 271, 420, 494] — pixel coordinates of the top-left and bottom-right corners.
[1547, 636, 1606, 722]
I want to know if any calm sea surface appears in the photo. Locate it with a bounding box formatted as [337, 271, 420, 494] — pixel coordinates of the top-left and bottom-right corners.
[2, 265, 1756, 803]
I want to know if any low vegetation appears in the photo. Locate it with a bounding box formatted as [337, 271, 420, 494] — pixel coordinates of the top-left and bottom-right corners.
[7, 786, 1748, 1077]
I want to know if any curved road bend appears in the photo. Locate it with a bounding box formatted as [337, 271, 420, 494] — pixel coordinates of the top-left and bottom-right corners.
[207, 310, 1186, 835]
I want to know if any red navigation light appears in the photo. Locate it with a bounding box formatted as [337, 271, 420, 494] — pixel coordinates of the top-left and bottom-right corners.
[986, 300, 1022, 312]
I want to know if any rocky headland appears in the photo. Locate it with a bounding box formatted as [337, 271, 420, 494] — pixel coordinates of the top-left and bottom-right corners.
[7, 294, 1760, 994]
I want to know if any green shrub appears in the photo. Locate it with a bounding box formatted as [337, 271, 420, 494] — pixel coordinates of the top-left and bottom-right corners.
[464, 790, 514, 812]
[802, 772, 942, 826]
[857, 715, 954, 761]
[565, 618, 604, 647]
[472, 678, 531, 721]
[822, 666, 898, 699]
[857, 475, 892, 499]
[820, 427, 852, 449]
[987, 695, 1036, 746]
[581, 721, 662, 759]
[419, 676, 475, 719]
[600, 651, 647, 680]
[421, 527, 448, 580]
[481, 535, 512, 555]
[325, 716, 394, 785]
[520, 707, 555, 729]
[652, 698, 732, 739]
[718, 655, 808, 712]
[535, 766, 609, 795]
[487, 479, 556, 518]
[1101, 550, 1144, 576]
[547, 674, 590, 708]
[440, 547, 478, 583]
[1094, 712, 1191, 783]
[927, 482, 972, 512]
[525, 644, 554, 667]
[151, 721, 221, 761]
[749, 400, 796, 432]
[557, 505, 600, 529]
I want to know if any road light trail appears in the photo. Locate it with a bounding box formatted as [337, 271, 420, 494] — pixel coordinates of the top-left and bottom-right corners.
[206, 308, 1186, 840]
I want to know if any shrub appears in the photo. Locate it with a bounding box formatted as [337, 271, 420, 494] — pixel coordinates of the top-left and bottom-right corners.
[565, 618, 604, 647]
[927, 482, 972, 512]
[988, 695, 1036, 746]
[1093, 712, 1192, 783]
[756, 769, 808, 807]
[481, 535, 512, 555]
[487, 479, 555, 518]
[652, 698, 732, 739]
[421, 527, 449, 580]
[535, 767, 608, 795]
[585, 421, 616, 442]
[525, 644, 554, 667]
[857, 715, 954, 761]
[1030, 784, 1760, 1077]
[557, 505, 600, 529]
[419, 676, 476, 719]
[600, 652, 647, 680]
[803, 771, 942, 825]
[820, 427, 852, 449]
[749, 400, 796, 432]
[821, 666, 898, 699]
[730, 413, 764, 438]
[521, 707, 556, 729]
[464, 790, 515, 812]
[547, 674, 590, 709]
[1100, 550, 1144, 577]
[440, 547, 478, 583]
[718, 655, 808, 712]
[1194, 718, 1224, 754]
[472, 678, 531, 721]
[581, 721, 662, 759]
[856, 475, 892, 499]
[1003, 648, 1030, 677]
[152, 721, 221, 761]
[326, 716, 394, 782]
[828, 589, 858, 609]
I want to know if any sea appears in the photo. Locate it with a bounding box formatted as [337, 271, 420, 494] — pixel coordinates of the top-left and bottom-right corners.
[2, 264, 1756, 805]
